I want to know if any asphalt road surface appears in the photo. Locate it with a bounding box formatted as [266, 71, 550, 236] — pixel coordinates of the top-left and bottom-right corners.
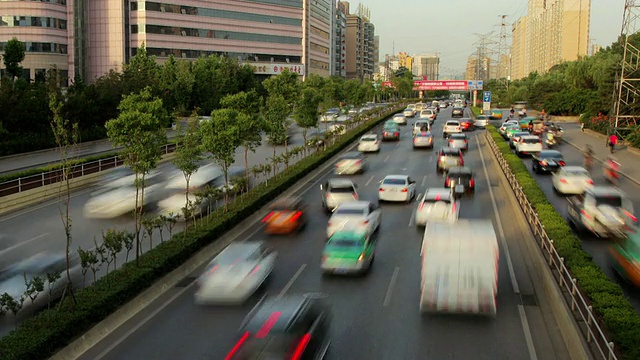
[75, 108, 570, 360]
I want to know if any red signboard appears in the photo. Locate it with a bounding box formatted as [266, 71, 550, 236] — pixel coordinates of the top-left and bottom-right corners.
[382, 80, 469, 91]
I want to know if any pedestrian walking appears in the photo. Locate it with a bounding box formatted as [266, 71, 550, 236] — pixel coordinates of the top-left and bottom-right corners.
[608, 133, 618, 153]
[581, 122, 585, 132]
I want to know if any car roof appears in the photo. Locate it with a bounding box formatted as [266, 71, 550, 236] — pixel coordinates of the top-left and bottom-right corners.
[393, 113, 404, 116]
[447, 166, 472, 174]
[383, 174, 409, 180]
[562, 166, 588, 172]
[424, 188, 453, 199]
[539, 150, 562, 157]
[361, 134, 378, 138]
[335, 201, 370, 210]
[514, 131, 530, 135]
[440, 148, 461, 154]
[327, 178, 356, 187]
[459, 118, 473, 121]
[521, 135, 539, 139]
[243, 295, 323, 334]
[339, 151, 363, 159]
[451, 133, 466, 138]
[446, 120, 460, 123]
[218, 242, 263, 261]
[589, 186, 625, 197]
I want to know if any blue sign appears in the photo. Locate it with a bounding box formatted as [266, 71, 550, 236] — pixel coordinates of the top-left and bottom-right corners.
[477, 81, 484, 90]
[483, 91, 492, 102]
[467, 80, 476, 90]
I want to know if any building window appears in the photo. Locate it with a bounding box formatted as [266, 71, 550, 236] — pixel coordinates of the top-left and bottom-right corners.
[144, 2, 301, 26]
[135, 47, 301, 63]
[0, 41, 67, 54]
[144, 24, 301, 45]
[0, 16, 67, 30]
[131, 25, 138, 34]
[131, 1, 138, 10]
[310, 43, 329, 55]
[310, 59, 329, 70]
[310, 25, 329, 40]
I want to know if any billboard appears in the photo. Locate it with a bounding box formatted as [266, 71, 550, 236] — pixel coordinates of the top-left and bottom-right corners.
[245, 62, 305, 75]
[382, 80, 478, 91]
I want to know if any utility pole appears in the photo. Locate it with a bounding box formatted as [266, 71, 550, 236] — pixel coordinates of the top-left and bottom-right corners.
[472, 32, 496, 82]
[495, 15, 510, 90]
[610, 0, 640, 141]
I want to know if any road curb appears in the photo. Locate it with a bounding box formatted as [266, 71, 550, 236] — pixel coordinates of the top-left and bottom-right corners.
[563, 138, 640, 187]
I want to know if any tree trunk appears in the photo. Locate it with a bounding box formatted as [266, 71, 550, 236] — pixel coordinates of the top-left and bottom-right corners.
[273, 146, 277, 177]
[223, 163, 229, 212]
[134, 174, 141, 265]
[244, 147, 249, 189]
[184, 175, 190, 235]
[140, 174, 147, 252]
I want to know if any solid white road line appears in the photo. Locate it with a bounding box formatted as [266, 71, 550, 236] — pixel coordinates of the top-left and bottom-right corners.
[383, 267, 400, 307]
[0, 233, 49, 256]
[519, 304, 539, 360]
[421, 175, 427, 186]
[384, 155, 390, 162]
[429, 156, 433, 163]
[365, 175, 375, 186]
[277, 264, 307, 299]
[395, 142, 400, 147]
[408, 205, 417, 227]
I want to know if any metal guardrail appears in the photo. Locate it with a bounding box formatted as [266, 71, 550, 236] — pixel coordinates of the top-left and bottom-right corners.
[484, 130, 618, 360]
[0, 143, 177, 197]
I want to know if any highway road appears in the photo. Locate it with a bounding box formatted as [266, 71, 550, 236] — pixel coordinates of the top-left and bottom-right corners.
[498, 118, 640, 313]
[0, 121, 335, 336]
[75, 108, 570, 360]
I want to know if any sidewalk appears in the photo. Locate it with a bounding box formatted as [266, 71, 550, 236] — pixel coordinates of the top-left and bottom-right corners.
[560, 122, 640, 186]
[0, 128, 180, 176]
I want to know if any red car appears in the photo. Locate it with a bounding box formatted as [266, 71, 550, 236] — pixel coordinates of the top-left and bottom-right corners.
[459, 118, 475, 131]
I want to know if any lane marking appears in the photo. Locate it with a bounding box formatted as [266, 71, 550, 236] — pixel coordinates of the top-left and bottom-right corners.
[476, 134, 520, 293]
[277, 264, 307, 299]
[365, 175, 375, 186]
[429, 156, 433, 163]
[383, 267, 400, 306]
[518, 305, 539, 360]
[408, 203, 417, 227]
[421, 175, 427, 186]
[395, 142, 400, 147]
[384, 155, 390, 162]
[0, 233, 49, 256]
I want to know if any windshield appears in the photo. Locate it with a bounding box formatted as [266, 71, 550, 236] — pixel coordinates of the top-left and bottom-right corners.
[540, 152, 562, 160]
[523, 138, 540, 144]
[383, 178, 406, 185]
[565, 169, 589, 177]
[360, 137, 376, 142]
[595, 195, 622, 208]
[446, 122, 459, 126]
[328, 186, 355, 193]
[334, 208, 365, 215]
[327, 238, 364, 248]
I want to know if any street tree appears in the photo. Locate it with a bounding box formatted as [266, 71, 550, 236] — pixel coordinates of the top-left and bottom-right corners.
[122, 43, 160, 94]
[262, 94, 290, 161]
[262, 69, 301, 111]
[2, 37, 25, 79]
[220, 90, 263, 182]
[200, 109, 243, 209]
[50, 96, 80, 308]
[105, 88, 168, 264]
[294, 87, 322, 155]
[159, 55, 195, 115]
[172, 112, 204, 233]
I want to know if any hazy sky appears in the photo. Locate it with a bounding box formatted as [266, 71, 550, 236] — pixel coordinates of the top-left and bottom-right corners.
[362, 0, 622, 76]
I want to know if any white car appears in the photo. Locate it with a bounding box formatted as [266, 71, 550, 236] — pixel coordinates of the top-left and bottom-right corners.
[419, 109, 436, 122]
[335, 151, 365, 175]
[403, 108, 416, 117]
[499, 120, 519, 135]
[378, 175, 417, 203]
[194, 242, 276, 304]
[84, 182, 164, 218]
[415, 189, 459, 226]
[357, 134, 380, 152]
[327, 201, 381, 238]
[392, 113, 408, 125]
[515, 135, 543, 157]
[443, 120, 462, 138]
[552, 166, 594, 195]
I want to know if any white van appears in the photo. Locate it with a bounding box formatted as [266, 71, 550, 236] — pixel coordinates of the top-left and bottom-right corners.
[413, 120, 431, 136]
[420, 220, 499, 317]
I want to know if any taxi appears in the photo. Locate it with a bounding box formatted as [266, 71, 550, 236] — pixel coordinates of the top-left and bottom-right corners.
[610, 226, 640, 287]
[262, 197, 307, 235]
[321, 230, 376, 275]
[490, 109, 503, 119]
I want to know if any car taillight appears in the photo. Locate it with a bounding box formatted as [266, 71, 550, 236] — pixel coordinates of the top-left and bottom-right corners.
[363, 220, 369, 224]
[587, 179, 594, 185]
[460, 157, 464, 166]
[401, 188, 408, 192]
[540, 161, 548, 166]
[395, 132, 399, 136]
[355, 160, 363, 165]
[291, 333, 312, 360]
[250, 265, 260, 275]
[262, 211, 275, 223]
[418, 201, 425, 210]
[625, 211, 638, 222]
[352, 193, 358, 200]
[290, 211, 303, 222]
[559, 161, 566, 166]
[469, 179, 475, 187]
[464, 140, 468, 143]
[225, 331, 250, 360]
[559, 178, 567, 183]
[581, 209, 593, 220]
[445, 178, 451, 187]
[449, 140, 454, 143]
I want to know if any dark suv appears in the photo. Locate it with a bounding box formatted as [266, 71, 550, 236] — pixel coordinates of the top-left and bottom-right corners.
[226, 294, 331, 360]
[436, 148, 464, 173]
[444, 166, 475, 196]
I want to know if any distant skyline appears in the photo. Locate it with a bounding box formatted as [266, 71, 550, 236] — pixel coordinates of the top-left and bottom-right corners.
[359, 0, 622, 77]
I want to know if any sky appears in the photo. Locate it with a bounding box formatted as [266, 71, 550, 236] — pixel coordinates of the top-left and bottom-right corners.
[361, 0, 623, 77]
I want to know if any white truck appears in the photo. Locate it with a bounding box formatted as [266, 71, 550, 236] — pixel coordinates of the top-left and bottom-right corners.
[420, 220, 499, 317]
[567, 186, 636, 238]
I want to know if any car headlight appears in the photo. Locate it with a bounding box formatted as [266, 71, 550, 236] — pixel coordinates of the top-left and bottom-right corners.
[358, 253, 365, 261]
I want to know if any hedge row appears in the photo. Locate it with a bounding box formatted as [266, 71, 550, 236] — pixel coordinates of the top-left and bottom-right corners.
[487, 126, 640, 360]
[0, 105, 403, 360]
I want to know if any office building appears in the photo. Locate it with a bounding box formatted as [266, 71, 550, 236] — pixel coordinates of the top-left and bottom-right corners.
[510, 0, 590, 79]
[373, 35, 379, 74]
[341, 1, 375, 80]
[412, 54, 439, 80]
[0, 0, 337, 83]
[465, 55, 491, 80]
[333, 1, 347, 77]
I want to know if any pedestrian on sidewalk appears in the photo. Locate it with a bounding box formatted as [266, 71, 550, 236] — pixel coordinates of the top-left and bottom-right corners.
[608, 133, 618, 153]
[581, 122, 585, 131]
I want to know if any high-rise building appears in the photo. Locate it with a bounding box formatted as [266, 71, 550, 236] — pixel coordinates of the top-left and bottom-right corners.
[0, 0, 336, 82]
[510, 0, 590, 79]
[373, 35, 379, 74]
[333, 1, 347, 77]
[465, 56, 491, 80]
[341, 1, 375, 81]
[397, 52, 412, 71]
[412, 54, 439, 80]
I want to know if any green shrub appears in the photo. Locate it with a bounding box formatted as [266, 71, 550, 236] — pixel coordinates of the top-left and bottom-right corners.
[0, 105, 404, 360]
[487, 125, 640, 359]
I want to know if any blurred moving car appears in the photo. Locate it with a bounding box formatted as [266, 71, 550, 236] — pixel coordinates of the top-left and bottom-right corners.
[515, 135, 543, 157]
[0, 252, 68, 300]
[320, 178, 359, 213]
[381, 123, 400, 141]
[490, 109, 503, 120]
[436, 148, 464, 173]
[459, 118, 475, 131]
[551, 166, 593, 195]
[509, 131, 531, 149]
[306, 129, 327, 147]
[392, 113, 408, 125]
[403, 108, 416, 117]
[499, 120, 519, 136]
[567, 187, 636, 239]
[378, 175, 417, 203]
[610, 226, 640, 287]
[262, 198, 307, 235]
[420, 220, 499, 317]
[415, 188, 459, 227]
[226, 294, 330, 359]
[448, 133, 469, 151]
[451, 107, 464, 118]
[443, 121, 462, 138]
[194, 242, 276, 304]
[326, 201, 381, 238]
[444, 166, 475, 196]
[357, 134, 380, 153]
[413, 131, 434, 149]
[335, 151, 365, 175]
[321, 230, 376, 275]
[532, 150, 565, 174]
[474, 115, 490, 129]
[419, 109, 437, 123]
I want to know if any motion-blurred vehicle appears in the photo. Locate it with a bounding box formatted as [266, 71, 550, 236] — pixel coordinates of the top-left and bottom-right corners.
[420, 220, 499, 317]
[610, 226, 640, 287]
[532, 150, 565, 173]
[326, 201, 381, 238]
[444, 166, 475, 197]
[381, 123, 400, 141]
[505, 124, 522, 139]
[436, 148, 464, 173]
[357, 133, 380, 153]
[509, 131, 531, 149]
[448, 133, 469, 151]
[378, 175, 417, 203]
[403, 108, 416, 117]
[419, 109, 437, 123]
[262, 198, 307, 235]
[321, 230, 376, 275]
[194, 242, 276, 304]
[490, 109, 503, 120]
[499, 120, 519, 136]
[0, 252, 68, 301]
[545, 122, 564, 141]
[518, 116, 538, 130]
[413, 131, 434, 149]
[451, 107, 464, 118]
[415, 188, 459, 227]
[415, 103, 426, 112]
[459, 118, 475, 131]
[474, 115, 490, 128]
[552, 166, 593, 195]
[328, 123, 346, 136]
[335, 151, 365, 175]
[392, 113, 408, 125]
[306, 129, 327, 147]
[443, 120, 462, 138]
[515, 135, 542, 157]
[320, 178, 359, 213]
[412, 120, 430, 136]
[225, 294, 330, 359]
[567, 187, 636, 239]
